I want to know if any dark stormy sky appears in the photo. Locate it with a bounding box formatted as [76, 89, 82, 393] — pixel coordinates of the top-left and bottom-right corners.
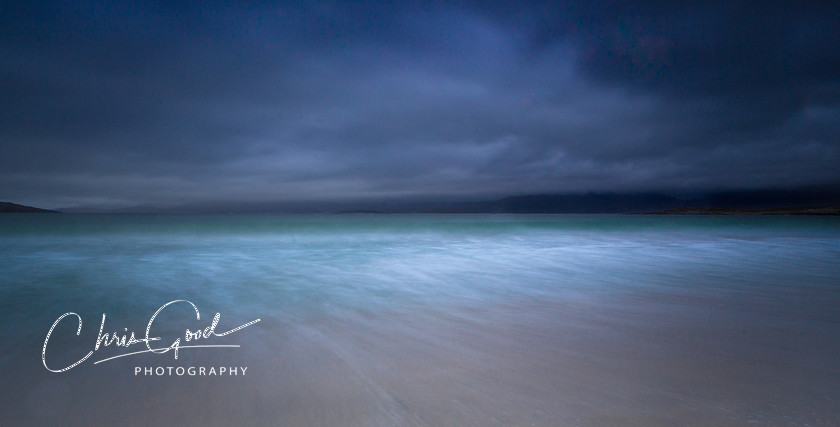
[2, 1, 839, 209]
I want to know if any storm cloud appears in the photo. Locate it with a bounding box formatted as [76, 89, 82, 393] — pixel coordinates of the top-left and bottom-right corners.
[1, 0, 838, 209]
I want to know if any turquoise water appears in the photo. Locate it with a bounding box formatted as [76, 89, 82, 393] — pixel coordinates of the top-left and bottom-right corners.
[1, 214, 839, 425]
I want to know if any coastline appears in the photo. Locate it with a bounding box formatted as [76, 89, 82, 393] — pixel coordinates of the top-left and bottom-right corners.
[639, 205, 840, 216]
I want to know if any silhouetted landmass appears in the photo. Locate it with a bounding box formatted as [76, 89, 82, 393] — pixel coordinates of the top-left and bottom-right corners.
[0, 202, 59, 213]
[493, 188, 840, 214]
[495, 193, 679, 213]
[422, 187, 840, 214]
[643, 206, 840, 215]
[693, 186, 840, 210]
[336, 210, 390, 214]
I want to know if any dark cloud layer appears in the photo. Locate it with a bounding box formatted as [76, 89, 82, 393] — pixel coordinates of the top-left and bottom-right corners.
[1, 0, 838, 209]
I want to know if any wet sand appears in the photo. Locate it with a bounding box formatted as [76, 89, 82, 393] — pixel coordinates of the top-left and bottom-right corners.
[6, 291, 839, 426]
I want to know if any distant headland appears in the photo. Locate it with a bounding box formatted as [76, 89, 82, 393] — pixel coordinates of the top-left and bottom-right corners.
[641, 206, 840, 216]
[0, 202, 59, 213]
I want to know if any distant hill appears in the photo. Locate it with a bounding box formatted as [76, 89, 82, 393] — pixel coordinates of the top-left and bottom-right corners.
[415, 188, 840, 214]
[643, 206, 840, 215]
[692, 187, 840, 210]
[415, 193, 681, 213]
[494, 193, 679, 214]
[0, 202, 59, 213]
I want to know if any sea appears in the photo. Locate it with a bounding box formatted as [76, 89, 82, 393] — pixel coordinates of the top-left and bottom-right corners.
[1, 213, 839, 426]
